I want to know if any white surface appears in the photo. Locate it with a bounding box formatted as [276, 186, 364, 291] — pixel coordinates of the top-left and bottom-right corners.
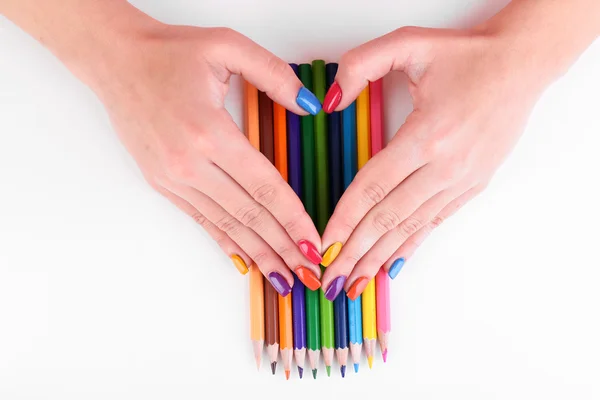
[1, 0, 600, 398]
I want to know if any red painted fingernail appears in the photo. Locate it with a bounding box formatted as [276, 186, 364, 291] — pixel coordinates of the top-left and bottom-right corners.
[323, 81, 342, 113]
[347, 277, 369, 301]
[297, 240, 322, 264]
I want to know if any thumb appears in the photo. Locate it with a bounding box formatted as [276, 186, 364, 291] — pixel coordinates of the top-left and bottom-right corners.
[211, 28, 321, 116]
[323, 26, 430, 113]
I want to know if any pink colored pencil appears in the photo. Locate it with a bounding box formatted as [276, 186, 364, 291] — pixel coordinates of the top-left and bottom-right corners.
[375, 269, 391, 361]
[370, 78, 390, 361]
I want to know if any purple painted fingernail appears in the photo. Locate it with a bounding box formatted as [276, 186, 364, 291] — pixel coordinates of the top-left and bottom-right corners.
[324, 276, 347, 301]
[268, 272, 292, 297]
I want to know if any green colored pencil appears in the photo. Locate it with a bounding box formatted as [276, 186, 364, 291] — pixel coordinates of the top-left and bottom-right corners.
[299, 63, 321, 379]
[312, 60, 329, 235]
[311, 60, 335, 377]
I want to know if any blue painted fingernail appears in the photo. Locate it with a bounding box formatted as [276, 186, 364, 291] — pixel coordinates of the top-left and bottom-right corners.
[296, 87, 322, 115]
[324, 275, 346, 301]
[388, 258, 405, 279]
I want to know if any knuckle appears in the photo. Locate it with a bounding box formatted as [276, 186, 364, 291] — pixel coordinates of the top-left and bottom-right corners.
[164, 155, 194, 182]
[214, 214, 241, 236]
[251, 250, 270, 267]
[429, 215, 445, 229]
[373, 209, 403, 234]
[397, 216, 422, 238]
[265, 57, 291, 98]
[361, 182, 388, 208]
[282, 215, 303, 237]
[191, 130, 217, 157]
[340, 49, 365, 77]
[250, 182, 279, 207]
[192, 212, 208, 226]
[234, 203, 267, 230]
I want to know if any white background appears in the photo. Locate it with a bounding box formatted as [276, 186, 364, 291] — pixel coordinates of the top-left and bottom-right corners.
[1, 0, 600, 399]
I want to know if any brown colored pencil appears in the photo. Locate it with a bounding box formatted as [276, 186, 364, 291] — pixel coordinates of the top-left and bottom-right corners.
[265, 277, 280, 375]
[258, 91, 275, 165]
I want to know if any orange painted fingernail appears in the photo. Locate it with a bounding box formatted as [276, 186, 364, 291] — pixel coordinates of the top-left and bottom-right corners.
[295, 266, 321, 291]
[321, 242, 342, 267]
[230, 254, 249, 275]
[347, 277, 369, 300]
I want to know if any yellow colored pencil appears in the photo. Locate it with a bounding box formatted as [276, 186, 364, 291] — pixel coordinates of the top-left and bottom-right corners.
[357, 85, 377, 369]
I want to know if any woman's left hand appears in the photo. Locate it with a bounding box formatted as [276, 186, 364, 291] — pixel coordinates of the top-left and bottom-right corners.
[318, 25, 554, 302]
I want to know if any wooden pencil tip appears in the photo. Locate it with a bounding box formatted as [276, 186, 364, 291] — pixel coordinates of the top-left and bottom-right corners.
[354, 363, 359, 373]
[298, 366, 304, 379]
[382, 349, 388, 363]
[340, 365, 346, 378]
[285, 370, 290, 380]
[326, 365, 331, 377]
[368, 356, 373, 369]
[312, 369, 317, 379]
[255, 356, 261, 371]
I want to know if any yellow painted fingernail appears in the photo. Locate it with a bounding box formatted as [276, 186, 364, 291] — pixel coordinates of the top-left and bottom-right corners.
[231, 254, 249, 275]
[321, 242, 342, 267]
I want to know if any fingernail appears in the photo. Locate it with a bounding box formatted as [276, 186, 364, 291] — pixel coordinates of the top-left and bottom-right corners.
[346, 277, 369, 300]
[324, 276, 347, 301]
[230, 254, 249, 275]
[295, 266, 321, 291]
[388, 258, 405, 279]
[323, 81, 342, 113]
[296, 87, 322, 115]
[321, 242, 342, 267]
[298, 239, 323, 264]
[268, 272, 292, 296]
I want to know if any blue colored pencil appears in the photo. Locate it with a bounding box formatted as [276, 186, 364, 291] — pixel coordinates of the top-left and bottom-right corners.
[287, 63, 307, 379]
[326, 63, 349, 378]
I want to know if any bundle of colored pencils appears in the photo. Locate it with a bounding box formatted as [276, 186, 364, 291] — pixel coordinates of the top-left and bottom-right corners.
[244, 60, 391, 380]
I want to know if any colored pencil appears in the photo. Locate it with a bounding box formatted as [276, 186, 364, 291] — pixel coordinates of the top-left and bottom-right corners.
[298, 64, 317, 223]
[342, 92, 362, 373]
[274, 100, 293, 379]
[312, 60, 335, 377]
[244, 81, 264, 371]
[370, 78, 391, 362]
[288, 63, 306, 379]
[299, 63, 321, 379]
[357, 85, 377, 369]
[258, 91, 280, 374]
[312, 60, 330, 234]
[326, 63, 349, 378]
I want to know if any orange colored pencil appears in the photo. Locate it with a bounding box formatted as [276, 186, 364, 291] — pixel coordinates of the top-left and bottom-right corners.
[273, 101, 293, 379]
[244, 80, 264, 370]
[245, 80, 260, 149]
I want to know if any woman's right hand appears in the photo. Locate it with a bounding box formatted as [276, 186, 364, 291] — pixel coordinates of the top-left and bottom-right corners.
[80, 17, 324, 295]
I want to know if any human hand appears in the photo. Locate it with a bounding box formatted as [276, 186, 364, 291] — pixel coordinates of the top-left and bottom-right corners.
[85, 22, 325, 295]
[319, 24, 556, 301]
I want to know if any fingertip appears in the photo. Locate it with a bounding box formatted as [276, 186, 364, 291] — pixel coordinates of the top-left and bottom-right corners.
[295, 87, 322, 116]
[230, 254, 250, 275]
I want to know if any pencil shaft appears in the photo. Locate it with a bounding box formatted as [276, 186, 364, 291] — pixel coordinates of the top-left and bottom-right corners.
[274, 101, 288, 181]
[312, 60, 329, 234]
[341, 102, 357, 189]
[298, 64, 316, 222]
[244, 81, 260, 149]
[264, 278, 280, 347]
[258, 91, 274, 164]
[369, 79, 384, 156]
[319, 266, 335, 352]
[356, 86, 371, 169]
[326, 63, 343, 209]
[287, 64, 302, 198]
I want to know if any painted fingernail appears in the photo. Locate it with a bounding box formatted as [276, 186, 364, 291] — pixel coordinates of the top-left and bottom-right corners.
[321, 242, 342, 267]
[324, 276, 347, 301]
[268, 272, 292, 296]
[298, 240, 323, 264]
[230, 254, 249, 275]
[388, 258, 405, 279]
[296, 87, 322, 115]
[347, 277, 369, 300]
[294, 266, 321, 290]
[323, 81, 342, 113]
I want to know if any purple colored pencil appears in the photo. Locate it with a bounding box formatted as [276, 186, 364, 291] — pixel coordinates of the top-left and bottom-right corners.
[287, 63, 302, 199]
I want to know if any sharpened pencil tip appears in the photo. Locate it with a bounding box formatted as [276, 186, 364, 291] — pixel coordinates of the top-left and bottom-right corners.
[326, 365, 331, 377]
[298, 366, 303, 379]
[285, 370, 290, 380]
[255, 356, 261, 371]
[312, 369, 317, 379]
[368, 356, 373, 369]
[341, 365, 346, 378]
[382, 349, 388, 363]
[354, 363, 359, 373]
[271, 362, 277, 375]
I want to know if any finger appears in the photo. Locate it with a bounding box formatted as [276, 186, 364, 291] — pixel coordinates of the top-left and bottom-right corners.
[210, 28, 320, 115]
[383, 183, 488, 278]
[341, 187, 465, 299]
[155, 185, 253, 276]
[163, 181, 318, 296]
[200, 115, 323, 270]
[321, 165, 448, 300]
[323, 26, 434, 113]
[321, 114, 430, 251]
